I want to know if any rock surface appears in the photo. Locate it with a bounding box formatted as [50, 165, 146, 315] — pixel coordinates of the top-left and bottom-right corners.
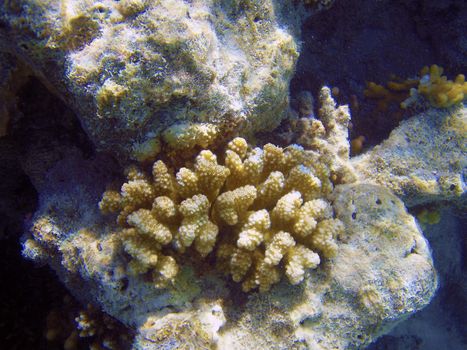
[367, 208, 466, 350]
[353, 105, 466, 207]
[0, 0, 307, 160]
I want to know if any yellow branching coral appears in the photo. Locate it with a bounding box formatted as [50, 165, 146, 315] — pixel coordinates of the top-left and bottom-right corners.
[255, 171, 286, 208]
[364, 79, 418, 111]
[227, 137, 248, 158]
[153, 160, 177, 199]
[230, 248, 253, 282]
[264, 231, 296, 265]
[121, 228, 160, 274]
[286, 165, 322, 201]
[237, 210, 270, 251]
[214, 185, 257, 225]
[152, 196, 178, 223]
[152, 255, 179, 289]
[271, 191, 303, 226]
[99, 132, 348, 292]
[365, 65, 466, 110]
[127, 209, 173, 245]
[176, 194, 218, 256]
[294, 199, 333, 238]
[285, 245, 320, 285]
[309, 218, 344, 258]
[98, 190, 122, 214]
[418, 65, 467, 108]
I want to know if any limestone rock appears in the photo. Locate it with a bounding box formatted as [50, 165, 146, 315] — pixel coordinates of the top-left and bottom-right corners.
[0, 0, 305, 160]
[352, 105, 466, 207]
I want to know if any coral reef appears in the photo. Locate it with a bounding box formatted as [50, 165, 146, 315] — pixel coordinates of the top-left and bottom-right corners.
[2, 1, 465, 348]
[98, 88, 353, 293]
[18, 88, 441, 349]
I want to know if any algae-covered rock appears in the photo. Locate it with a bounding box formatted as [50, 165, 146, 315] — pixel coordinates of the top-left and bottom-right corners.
[353, 105, 466, 207]
[0, 0, 305, 160]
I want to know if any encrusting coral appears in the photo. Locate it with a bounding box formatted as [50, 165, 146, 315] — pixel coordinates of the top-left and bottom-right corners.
[162, 122, 220, 150]
[99, 88, 353, 293]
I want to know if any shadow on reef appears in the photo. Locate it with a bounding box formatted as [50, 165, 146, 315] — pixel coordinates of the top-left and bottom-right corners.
[290, 0, 467, 147]
[0, 74, 131, 349]
[0, 235, 68, 350]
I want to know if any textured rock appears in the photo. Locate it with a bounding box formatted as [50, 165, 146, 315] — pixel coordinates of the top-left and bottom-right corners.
[0, 0, 305, 160]
[367, 208, 466, 350]
[352, 105, 466, 207]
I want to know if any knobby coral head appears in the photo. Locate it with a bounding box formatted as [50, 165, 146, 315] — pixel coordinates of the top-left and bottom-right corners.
[97, 87, 355, 293]
[99, 135, 348, 293]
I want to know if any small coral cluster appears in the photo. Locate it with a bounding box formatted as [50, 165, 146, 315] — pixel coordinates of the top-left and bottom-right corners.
[46, 296, 131, 350]
[365, 65, 466, 110]
[162, 122, 220, 150]
[100, 127, 347, 292]
[417, 65, 467, 108]
[364, 77, 419, 111]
